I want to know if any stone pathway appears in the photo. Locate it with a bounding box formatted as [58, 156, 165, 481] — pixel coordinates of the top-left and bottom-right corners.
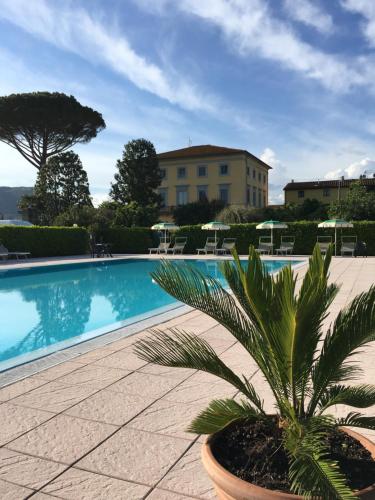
[0, 257, 374, 499]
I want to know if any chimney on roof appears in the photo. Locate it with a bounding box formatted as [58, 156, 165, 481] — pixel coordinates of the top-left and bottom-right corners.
[341, 175, 344, 180]
[291, 179, 294, 183]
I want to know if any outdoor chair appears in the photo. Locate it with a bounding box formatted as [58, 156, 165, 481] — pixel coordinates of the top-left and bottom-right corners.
[275, 236, 295, 255]
[317, 236, 332, 255]
[0, 243, 30, 260]
[341, 236, 357, 257]
[255, 237, 273, 255]
[197, 237, 218, 255]
[149, 241, 170, 254]
[166, 237, 187, 255]
[215, 238, 236, 255]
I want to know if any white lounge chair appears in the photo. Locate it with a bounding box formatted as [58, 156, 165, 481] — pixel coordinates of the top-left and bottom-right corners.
[341, 236, 357, 256]
[255, 237, 273, 255]
[197, 237, 218, 255]
[317, 236, 332, 255]
[0, 243, 30, 260]
[275, 236, 295, 255]
[166, 237, 187, 255]
[149, 241, 170, 254]
[215, 238, 236, 255]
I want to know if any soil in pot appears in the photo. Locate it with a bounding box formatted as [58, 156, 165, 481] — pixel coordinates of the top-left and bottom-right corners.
[211, 418, 375, 493]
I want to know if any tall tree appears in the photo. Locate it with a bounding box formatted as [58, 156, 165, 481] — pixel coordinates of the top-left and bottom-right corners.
[110, 139, 161, 206]
[0, 92, 105, 169]
[21, 151, 92, 224]
[329, 181, 375, 220]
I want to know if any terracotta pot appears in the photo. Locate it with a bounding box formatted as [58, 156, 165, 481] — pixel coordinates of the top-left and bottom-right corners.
[201, 428, 375, 499]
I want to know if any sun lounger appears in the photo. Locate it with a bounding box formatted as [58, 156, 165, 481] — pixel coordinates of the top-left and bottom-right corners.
[317, 236, 332, 255]
[197, 237, 218, 255]
[0, 244, 30, 260]
[275, 236, 295, 255]
[255, 237, 273, 255]
[149, 241, 170, 254]
[166, 237, 187, 255]
[341, 236, 357, 257]
[215, 238, 236, 255]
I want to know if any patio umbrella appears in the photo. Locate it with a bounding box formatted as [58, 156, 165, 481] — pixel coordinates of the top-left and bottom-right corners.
[151, 222, 179, 243]
[256, 220, 288, 253]
[201, 221, 230, 243]
[318, 219, 353, 256]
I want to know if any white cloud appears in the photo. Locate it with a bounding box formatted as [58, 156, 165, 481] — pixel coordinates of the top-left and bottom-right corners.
[260, 147, 289, 204]
[283, 0, 334, 34]
[140, 0, 366, 93]
[341, 1, 375, 45]
[325, 157, 375, 179]
[0, 0, 214, 113]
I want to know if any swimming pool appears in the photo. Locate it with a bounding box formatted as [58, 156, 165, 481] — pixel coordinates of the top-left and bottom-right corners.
[0, 258, 301, 370]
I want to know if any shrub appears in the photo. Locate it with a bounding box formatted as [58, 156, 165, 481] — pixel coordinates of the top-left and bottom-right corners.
[173, 199, 225, 226]
[97, 226, 154, 254]
[0, 226, 88, 257]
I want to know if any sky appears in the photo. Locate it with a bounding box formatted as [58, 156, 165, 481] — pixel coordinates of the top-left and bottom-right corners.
[1, 0, 375, 204]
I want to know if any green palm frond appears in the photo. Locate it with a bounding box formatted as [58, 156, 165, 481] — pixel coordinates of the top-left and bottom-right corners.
[187, 398, 261, 434]
[286, 417, 356, 499]
[336, 411, 375, 430]
[133, 328, 264, 412]
[318, 384, 375, 414]
[309, 285, 375, 415]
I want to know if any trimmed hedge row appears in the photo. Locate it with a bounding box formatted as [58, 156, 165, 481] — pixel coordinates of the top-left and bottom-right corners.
[0, 222, 374, 257]
[0, 226, 88, 257]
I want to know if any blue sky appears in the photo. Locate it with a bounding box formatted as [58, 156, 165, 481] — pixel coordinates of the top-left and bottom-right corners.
[1, 0, 375, 203]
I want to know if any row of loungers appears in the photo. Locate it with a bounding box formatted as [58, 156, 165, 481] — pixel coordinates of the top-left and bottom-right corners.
[149, 235, 366, 256]
[0, 244, 30, 260]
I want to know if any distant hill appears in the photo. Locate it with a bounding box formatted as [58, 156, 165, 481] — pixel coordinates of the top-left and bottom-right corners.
[0, 186, 33, 219]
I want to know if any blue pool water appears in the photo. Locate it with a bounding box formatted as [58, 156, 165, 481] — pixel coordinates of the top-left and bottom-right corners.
[0, 258, 301, 370]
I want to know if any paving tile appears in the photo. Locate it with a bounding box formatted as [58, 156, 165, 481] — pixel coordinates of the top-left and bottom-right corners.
[0, 479, 33, 500]
[0, 377, 47, 402]
[109, 371, 180, 398]
[65, 388, 155, 425]
[72, 347, 119, 364]
[0, 402, 53, 446]
[36, 361, 83, 381]
[93, 348, 148, 371]
[128, 400, 202, 440]
[57, 365, 129, 389]
[41, 467, 150, 499]
[138, 364, 195, 382]
[77, 428, 191, 486]
[0, 448, 66, 490]
[162, 379, 236, 405]
[11, 381, 99, 413]
[147, 489, 196, 499]
[159, 443, 215, 499]
[8, 414, 117, 465]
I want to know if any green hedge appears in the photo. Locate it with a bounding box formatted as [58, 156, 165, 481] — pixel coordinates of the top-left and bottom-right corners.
[98, 227, 154, 254]
[0, 226, 88, 257]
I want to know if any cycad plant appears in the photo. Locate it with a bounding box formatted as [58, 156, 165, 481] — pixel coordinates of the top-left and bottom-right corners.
[134, 245, 375, 499]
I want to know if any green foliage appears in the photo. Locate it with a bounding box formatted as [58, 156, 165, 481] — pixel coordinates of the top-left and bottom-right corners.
[0, 226, 88, 257]
[0, 92, 105, 169]
[218, 199, 328, 223]
[110, 139, 161, 206]
[329, 182, 375, 221]
[53, 206, 97, 227]
[173, 199, 226, 225]
[96, 226, 153, 253]
[134, 246, 375, 498]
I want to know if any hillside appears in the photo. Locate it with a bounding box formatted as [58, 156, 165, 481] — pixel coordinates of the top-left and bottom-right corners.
[0, 186, 33, 219]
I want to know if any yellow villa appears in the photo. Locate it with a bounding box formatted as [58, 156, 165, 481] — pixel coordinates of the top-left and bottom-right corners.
[157, 145, 271, 216]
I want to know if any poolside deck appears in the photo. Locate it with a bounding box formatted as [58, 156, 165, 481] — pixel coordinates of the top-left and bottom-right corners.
[0, 256, 374, 499]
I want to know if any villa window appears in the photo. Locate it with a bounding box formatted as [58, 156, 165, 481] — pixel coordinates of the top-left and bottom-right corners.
[258, 172, 261, 182]
[160, 168, 166, 180]
[246, 166, 250, 176]
[246, 187, 250, 204]
[298, 190, 305, 198]
[219, 184, 230, 204]
[263, 174, 266, 184]
[252, 187, 257, 206]
[323, 188, 330, 197]
[177, 167, 186, 179]
[219, 164, 229, 176]
[253, 169, 256, 179]
[197, 185, 208, 202]
[158, 188, 168, 207]
[176, 186, 188, 205]
[197, 165, 207, 177]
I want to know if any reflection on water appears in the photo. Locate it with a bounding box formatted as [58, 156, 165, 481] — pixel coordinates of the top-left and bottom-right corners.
[0, 258, 298, 365]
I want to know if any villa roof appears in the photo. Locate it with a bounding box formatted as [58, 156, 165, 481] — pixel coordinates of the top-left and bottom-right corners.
[284, 177, 375, 191]
[157, 145, 272, 169]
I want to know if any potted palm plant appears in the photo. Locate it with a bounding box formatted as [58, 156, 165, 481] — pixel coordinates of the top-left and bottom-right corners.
[134, 246, 375, 498]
